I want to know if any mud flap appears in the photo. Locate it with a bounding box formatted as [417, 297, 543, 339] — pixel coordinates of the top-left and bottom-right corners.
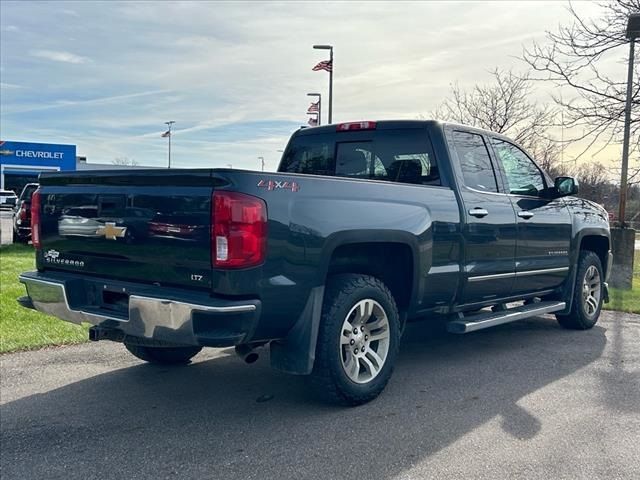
[270, 286, 324, 375]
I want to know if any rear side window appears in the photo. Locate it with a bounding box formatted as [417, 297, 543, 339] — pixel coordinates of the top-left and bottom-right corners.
[280, 129, 440, 186]
[451, 131, 498, 193]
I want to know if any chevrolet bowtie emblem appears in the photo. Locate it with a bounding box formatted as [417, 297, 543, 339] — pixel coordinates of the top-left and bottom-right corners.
[96, 222, 127, 240]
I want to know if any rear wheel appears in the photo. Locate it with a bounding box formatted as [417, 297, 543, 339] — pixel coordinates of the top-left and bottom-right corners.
[311, 274, 400, 406]
[124, 343, 202, 365]
[556, 250, 603, 330]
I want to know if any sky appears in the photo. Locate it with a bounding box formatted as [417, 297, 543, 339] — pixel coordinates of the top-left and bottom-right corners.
[0, 0, 615, 171]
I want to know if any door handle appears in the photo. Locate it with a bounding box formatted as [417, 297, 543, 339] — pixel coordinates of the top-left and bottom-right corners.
[518, 211, 534, 219]
[468, 207, 489, 218]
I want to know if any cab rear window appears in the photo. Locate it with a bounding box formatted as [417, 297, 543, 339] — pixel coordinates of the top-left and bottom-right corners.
[279, 129, 440, 186]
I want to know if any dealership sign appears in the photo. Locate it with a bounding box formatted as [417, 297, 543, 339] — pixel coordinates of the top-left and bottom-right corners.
[0, 140, 76, 170]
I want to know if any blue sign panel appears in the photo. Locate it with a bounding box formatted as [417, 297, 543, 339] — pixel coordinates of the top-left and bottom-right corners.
[0, 140, 76, 171]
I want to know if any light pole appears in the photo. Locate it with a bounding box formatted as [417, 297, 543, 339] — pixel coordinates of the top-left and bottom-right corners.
[164, 120, 175, 168]
[258, 156, 265, 171]
[307, 92, 321, 125]
[619, 13, 640, 227]
[313, 44, 333, 123]
[611, 13, 640, 290]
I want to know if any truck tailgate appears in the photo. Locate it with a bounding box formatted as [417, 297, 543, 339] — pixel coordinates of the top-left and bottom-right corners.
[37, 170, 219, 290]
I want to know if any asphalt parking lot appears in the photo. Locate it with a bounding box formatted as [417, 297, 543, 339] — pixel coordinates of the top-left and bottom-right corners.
[1, 310, 638, 480]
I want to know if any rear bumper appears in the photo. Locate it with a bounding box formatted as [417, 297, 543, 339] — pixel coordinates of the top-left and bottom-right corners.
[19, 271, 261, 347]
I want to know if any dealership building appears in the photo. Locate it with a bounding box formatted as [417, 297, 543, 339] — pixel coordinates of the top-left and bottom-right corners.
[0, 140, 76, 193]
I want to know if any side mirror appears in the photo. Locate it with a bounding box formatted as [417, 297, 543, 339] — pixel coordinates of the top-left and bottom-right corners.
[554, 176, 579, 197]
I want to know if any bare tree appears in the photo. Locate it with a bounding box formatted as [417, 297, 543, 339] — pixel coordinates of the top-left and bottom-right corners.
[112, 157, 139, 166]
[431, 68, 563, 175]
[522, 1, 639, 163]
[570, 162, 612, 205]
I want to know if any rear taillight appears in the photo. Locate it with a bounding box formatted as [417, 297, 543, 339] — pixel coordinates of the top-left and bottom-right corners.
[212, 191, 267, 269]
[30, 190, 42, 249]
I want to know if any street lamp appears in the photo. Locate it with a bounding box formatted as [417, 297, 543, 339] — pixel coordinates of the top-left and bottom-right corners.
[619, 13, 640, 226]
[313, 44, 333, 123]
[258, 156, 265, 171]
[307, 92, 321, 126]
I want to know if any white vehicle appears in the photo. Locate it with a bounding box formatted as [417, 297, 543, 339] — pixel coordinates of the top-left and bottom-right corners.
[0, 190, 18, 209]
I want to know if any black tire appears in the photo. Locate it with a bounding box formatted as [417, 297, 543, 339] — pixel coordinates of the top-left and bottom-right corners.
[311, 274, 401, 406]
[556, 250, 604, 330]
[124, 343, 202, 365]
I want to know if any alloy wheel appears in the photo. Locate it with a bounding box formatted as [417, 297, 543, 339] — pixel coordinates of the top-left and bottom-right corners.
[339, 299, 390, 384]
[582, 265, 601, 317]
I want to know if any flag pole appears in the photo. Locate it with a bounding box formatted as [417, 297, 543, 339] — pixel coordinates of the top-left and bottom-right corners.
[313, 45, 333, 123]
[165, 120, 175, 168]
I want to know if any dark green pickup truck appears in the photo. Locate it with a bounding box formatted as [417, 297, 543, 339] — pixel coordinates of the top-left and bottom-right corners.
[18, 120, 611, 405]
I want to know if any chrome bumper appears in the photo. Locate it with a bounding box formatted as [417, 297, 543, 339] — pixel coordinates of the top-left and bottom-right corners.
[19, 271, 260, 347]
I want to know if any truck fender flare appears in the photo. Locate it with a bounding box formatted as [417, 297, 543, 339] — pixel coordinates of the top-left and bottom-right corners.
[317, 229, 422, 303]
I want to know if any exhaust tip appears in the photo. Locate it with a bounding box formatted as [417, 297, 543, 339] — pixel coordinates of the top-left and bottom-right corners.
[244, 352, 259, 364]
[235, 344, 260, 364]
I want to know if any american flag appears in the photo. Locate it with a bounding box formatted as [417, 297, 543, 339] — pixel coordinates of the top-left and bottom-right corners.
[307, 102, 319, 113]
[308, 117, 318, 127]
[161, 130, 171, 138]
[312, 60, 332, 72]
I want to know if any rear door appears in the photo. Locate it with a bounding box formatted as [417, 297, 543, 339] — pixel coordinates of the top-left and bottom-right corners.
[446, 129, 518, 304]
[489, 138, 572, 295]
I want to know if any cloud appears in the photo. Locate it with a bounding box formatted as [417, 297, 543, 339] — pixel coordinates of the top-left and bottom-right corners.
[0, 82, 23, 89]
[29, 49, 90, 64]
[3, 89, 170, 115]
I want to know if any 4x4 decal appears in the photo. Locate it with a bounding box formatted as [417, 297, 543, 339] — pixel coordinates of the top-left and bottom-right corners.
[257, 179, 300, 192]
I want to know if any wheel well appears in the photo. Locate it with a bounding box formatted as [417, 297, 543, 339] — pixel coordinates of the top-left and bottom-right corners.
[580, 235, 609, 275]
[326, 242, 413, 312]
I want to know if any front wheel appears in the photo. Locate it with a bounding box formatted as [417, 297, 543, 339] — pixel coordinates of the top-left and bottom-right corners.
[124, 343, 202, 365]
[556, 250, 604, 330]
[311, 274, 401, 406]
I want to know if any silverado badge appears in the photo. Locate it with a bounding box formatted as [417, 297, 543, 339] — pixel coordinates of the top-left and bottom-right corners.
[96, 222, 127, 240]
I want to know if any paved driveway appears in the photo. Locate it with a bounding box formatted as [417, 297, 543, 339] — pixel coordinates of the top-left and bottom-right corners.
[1, 311, 638, 479]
